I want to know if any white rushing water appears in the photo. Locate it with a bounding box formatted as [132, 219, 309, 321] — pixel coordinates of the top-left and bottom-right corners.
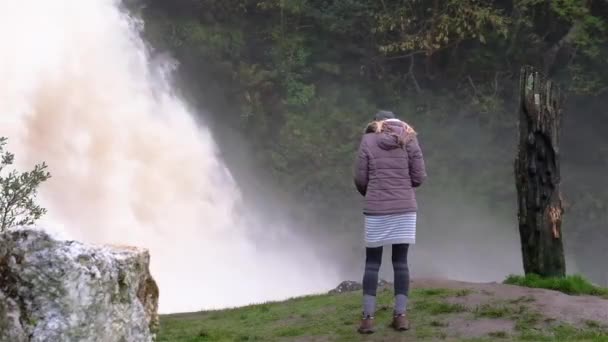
[0, 0, 337, 313]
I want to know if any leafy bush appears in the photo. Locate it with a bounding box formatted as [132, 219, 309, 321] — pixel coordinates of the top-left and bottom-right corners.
[0, 137, 51, 231]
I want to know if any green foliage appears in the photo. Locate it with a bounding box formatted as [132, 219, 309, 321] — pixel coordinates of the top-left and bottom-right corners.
[141, 0, 608, 284]
[0, 137, 51, 232]
[374, 0, 509, 55]
[504, 274, 608, 297]
[513, 0, 608, 94]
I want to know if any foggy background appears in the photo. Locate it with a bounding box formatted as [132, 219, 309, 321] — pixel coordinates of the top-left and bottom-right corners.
[197, 82, 606, 283]
[136, 0, 607, 291]
[181, 65, 605, 285]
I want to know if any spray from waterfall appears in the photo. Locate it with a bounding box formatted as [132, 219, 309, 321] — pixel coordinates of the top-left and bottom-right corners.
[0, 0, 337, 313]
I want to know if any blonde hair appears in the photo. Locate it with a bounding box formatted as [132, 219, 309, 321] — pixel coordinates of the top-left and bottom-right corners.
[365, 119, 417, 147]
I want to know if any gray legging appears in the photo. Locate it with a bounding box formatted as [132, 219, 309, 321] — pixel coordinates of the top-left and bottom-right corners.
[362, 244, 410, 316]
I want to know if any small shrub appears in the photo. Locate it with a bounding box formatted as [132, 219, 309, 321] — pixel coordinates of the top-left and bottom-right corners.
[0, 137, 51, 231]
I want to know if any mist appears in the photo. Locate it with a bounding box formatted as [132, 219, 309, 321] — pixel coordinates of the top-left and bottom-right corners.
[1, 0, 605, 318]
[0, 0, 339, 314]
[216, 95, 601, 288]
[142, 0, 607, 293]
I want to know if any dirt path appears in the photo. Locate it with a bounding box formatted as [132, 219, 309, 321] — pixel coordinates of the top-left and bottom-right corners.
[412, 278, 608, 324]
[407, 278, 608, 339]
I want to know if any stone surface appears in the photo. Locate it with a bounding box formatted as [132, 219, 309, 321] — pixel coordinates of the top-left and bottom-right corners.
[0, 227, 159, 342]
[328, 279, 390, 294]
[328, 280, 362, 294]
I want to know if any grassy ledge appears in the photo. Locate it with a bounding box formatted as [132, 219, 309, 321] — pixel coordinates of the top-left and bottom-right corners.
[503, 274, 608, 297]
[158, 281, 608, 342]
[157, 288, 465, 341]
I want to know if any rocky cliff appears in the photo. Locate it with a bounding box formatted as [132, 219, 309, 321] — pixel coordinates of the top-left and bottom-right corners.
[0, 227, 159, 342]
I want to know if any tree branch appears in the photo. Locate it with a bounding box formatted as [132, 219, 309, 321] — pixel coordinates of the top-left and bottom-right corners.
[543, 21, 582, 75]
[467, 75, 479, 98]
[382, 50, 426, 61]
[407, 54, 422, 94]
[380, 0, 387, 12]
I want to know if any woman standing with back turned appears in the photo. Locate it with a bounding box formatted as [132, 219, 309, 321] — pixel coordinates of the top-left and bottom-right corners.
[354, 110, 427, 334]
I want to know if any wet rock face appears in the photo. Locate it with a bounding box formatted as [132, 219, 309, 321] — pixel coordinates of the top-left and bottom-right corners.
[0, 227, 159, 342]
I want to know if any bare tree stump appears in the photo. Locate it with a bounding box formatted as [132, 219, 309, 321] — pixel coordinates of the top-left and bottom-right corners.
[514, 65, 566, 277]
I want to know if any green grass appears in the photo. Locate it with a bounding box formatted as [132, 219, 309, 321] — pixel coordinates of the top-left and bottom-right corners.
[504, 274, 608, 297]
[519, 324, 608, 341]
[158, 287, 463, 342]
[158, 285, 608, 342]
[474, 303, 515, 318]
[415, 300, 466, 315]
[488, 331, 509, 339]
[514, 310, 543, 332]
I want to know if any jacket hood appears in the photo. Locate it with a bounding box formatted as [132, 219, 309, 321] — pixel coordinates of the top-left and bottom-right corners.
[364, 119, 416, 150]
[377, 119, 407, 150]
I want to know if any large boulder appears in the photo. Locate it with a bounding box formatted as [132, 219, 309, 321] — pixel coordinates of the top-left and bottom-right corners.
[0, 227, 159, 342]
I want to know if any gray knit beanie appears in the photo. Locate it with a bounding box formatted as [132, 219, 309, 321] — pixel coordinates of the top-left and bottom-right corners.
[373, 110, 396, 121]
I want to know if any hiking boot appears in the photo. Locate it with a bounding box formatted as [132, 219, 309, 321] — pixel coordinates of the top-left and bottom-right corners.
[391, 313, 410, 331]
[358, 315, 375, 334]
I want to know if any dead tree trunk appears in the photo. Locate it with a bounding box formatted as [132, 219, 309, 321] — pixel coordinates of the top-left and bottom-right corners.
[514, 66, 566, 278]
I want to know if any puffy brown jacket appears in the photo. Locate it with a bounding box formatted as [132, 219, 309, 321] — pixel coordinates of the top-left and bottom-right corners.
[354, 119, 427, 215]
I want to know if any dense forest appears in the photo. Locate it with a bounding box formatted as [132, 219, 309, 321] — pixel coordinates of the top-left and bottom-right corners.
[134, 0, 607, 284]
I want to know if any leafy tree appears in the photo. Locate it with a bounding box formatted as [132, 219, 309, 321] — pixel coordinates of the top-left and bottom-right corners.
[0, 137, 51, 231]
[140, 0, 608, 283]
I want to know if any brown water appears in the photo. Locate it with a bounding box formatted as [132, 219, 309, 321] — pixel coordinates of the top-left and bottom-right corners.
[0, 0, 337, 313]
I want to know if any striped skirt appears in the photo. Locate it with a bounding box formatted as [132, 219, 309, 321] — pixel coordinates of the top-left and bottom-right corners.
[364, 212, 417, 248]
